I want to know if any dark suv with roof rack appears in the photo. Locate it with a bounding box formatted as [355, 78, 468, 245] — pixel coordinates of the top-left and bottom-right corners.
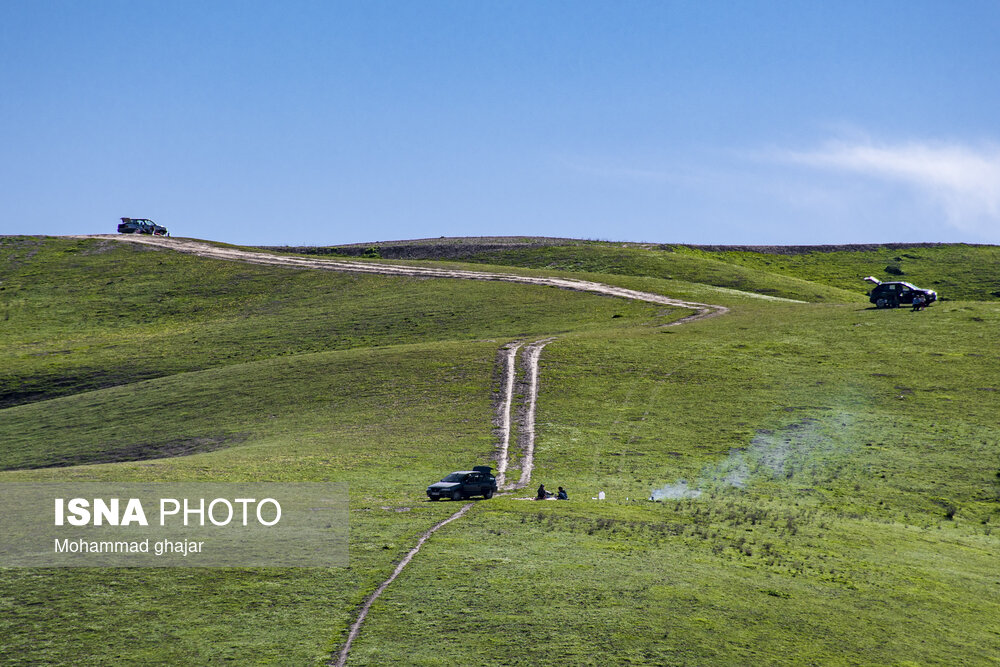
[427, 466, 497, 501]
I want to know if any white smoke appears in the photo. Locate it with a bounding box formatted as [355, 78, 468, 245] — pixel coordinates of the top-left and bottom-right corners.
[651, 415, 854, 501]
[649, 479, 701, 500]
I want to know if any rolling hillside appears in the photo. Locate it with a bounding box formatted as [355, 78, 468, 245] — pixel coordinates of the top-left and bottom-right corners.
[2, 235, 998, 665]
[297, 237, 1000, 302]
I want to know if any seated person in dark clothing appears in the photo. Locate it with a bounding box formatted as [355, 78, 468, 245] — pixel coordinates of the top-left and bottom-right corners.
[536, 484, 549, 500]
[556, 487, 568, 500]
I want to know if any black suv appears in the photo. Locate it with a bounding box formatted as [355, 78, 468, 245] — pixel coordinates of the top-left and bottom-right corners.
[118, 218, 168, 236]
[868, 281, 937, 308]
[427, 466, 497, 501]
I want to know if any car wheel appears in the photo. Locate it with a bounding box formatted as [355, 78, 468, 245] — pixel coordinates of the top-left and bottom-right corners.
[875, 298, 889, 308]
[483, 489, 494, 499]
[451, 490, 462, 501]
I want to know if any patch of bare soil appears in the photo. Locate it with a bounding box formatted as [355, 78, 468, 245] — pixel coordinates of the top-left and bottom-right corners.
[7, 434, 248, 471]
[257, 237, 979, 259]
[675, 242, 970, 255]
[260, 236, 581, 260]
[0, 368, 166, 410]
[0, 236, 46, 267]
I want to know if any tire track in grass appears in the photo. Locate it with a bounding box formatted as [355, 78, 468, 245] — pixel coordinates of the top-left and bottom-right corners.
[71, 235, 728, 322]
[494, 342, 523, 489]
[508, 338, 553, 490]
[329, 502, 473, 667]
[330, 338, 545, 665]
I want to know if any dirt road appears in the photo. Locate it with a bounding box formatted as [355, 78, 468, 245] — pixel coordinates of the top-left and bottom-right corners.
[509, 338, 553, 490]
[73, 235, 728, 323]
[494, 342, 522, 489]
[331, 334, 549, 666]
[491, 337, 553, 491]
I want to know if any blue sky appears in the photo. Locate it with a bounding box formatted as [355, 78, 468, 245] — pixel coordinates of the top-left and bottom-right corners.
[2, 1, 999, 246]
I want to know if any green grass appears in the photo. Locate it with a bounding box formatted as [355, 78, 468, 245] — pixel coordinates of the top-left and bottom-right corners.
[351, 506, 1000, 665]
[346, 298, 1000, 665]
[303, 238, 1000, 303]
[674, 243, 1000, 301]
[444, 243, 863, 303]
[2, 235, 999, 665]
[0, 237, 673, 408]
[529, 302, 1000, 525]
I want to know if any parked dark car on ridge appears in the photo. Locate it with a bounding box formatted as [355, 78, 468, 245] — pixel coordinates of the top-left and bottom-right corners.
[118, 218, 168, 236]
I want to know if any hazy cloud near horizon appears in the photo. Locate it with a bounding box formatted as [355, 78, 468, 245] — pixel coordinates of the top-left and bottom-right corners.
[777, 140, 1000, 241]
[554, 137, 1000, 245]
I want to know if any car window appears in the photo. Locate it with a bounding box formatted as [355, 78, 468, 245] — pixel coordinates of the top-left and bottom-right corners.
[442, 473, 464, 482]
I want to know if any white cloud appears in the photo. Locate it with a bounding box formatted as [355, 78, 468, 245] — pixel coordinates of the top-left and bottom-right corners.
[779, 140, 1000, 238]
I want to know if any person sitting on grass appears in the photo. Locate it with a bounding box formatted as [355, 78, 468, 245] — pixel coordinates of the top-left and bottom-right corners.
[536, 484, 550, 500]
[557, 487, 568, 500]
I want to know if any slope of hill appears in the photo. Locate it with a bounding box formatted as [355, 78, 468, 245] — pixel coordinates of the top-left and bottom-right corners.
[285, 237, 1000, 302]
[1, 235, 998, 665]
[266, 238, 861, 303]
[0, 237, 671, 409]
[675, 243, 1000, 301]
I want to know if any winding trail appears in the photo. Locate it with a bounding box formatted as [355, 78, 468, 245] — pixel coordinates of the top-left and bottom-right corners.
[74, 234, 727, 665]
[71, 235, 727, 323]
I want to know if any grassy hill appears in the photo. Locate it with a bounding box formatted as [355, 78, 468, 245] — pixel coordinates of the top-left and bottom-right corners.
[2, 235, 998, 664]
[673, 243, 1000, 301]
[297, 237, 1000, 302]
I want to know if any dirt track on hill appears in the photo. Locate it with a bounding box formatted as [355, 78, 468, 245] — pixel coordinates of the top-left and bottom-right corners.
[331, 502, 474, 667]
[494, 342, 522, 489]
[332, 335, 550, 666]
[510, 338, 553, 490]
[492, 337, 553, 491]
[72, 235, 728, 323]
